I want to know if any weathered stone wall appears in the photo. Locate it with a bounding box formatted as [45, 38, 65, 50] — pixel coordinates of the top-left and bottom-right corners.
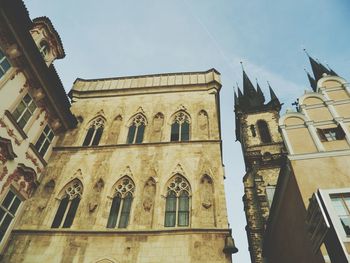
[4, 72, 232, 262]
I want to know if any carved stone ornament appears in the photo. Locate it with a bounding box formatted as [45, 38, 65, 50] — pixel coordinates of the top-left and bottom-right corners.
[202, 202, 212, 209]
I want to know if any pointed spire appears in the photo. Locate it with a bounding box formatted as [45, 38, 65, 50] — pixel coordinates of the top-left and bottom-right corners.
[256, 79, 265, 104]
[304, 68, 317, 92]
[267, 81, 278, 101]
[304, 49, 334, 82]
[326, 64, 338, 76]
[241, 62, 256, 97]
[234, 85, 239, 106]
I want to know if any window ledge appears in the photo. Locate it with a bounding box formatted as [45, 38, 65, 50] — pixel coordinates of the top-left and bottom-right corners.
[12, 227, 231, 235]
[4, 110, 27, 140]
[54, 140, 222, 152]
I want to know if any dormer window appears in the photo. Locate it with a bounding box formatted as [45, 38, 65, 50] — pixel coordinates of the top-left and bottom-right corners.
[317, 125, 345, 142]
[39, 41, 49, 59]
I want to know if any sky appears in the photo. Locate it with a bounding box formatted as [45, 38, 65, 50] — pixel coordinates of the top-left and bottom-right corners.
[25, 0, 350, 262]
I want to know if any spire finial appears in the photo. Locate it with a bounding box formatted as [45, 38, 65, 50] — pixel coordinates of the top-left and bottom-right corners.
[303, 48, 310, 57]
[240, 61, 244, 72]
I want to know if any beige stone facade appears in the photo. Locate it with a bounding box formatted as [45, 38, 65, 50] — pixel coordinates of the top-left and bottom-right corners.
[3, 69, 234, 263]
[264, 63, 350, 262]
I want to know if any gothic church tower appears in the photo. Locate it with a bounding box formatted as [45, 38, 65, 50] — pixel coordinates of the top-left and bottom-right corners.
[234, 69, 285, 263]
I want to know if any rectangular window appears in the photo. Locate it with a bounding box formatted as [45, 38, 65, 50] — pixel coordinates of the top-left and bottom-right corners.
[0, 50, 11, 79]
[317, 125, 345, 142]
[35, 124, 54, 157]
[0, 190, 22, 243]
[12, 93, 37, 129]
[331, 194, 350, 236]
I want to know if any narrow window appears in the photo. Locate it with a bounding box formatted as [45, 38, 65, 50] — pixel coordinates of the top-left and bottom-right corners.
[51, 180, 82, 228]
[107, 177, 135, 229]
[35, 124, 54, 157]
[164, 175, 191, 227]
[331, 194, 350, 236]
[250, 124, 256, 137]
[317, 125, 345, 142]
[0, 190, 22, 243]
[12, 93, 37, 129]
[39, 41, 50, 58]
[127, 114, 146, 144]
[257, 120, 272, 143]
[82, 117, 105, 146]
[0, 49, 11, 78]
[170, 112, 190, 142]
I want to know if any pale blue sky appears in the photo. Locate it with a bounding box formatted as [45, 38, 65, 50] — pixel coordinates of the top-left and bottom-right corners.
[26, 0, 349, 262]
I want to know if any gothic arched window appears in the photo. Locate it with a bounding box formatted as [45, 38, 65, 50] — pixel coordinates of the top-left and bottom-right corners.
[127, 114, 146, 144]
[257, 120, 272, 143]
[170, 112, 190, 142]
[82, 117, 105, 146]
[107, 177, 135, 228]
[51, 180, 82, 228]
[165, 174, 191, 227]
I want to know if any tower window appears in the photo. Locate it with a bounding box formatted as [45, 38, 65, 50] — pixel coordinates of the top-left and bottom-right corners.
[0, 190, 22, 243]
[107, 177, 135, 228]
[82, 117, 104, 146]
[250, 124, 256, 137]
[257, 120, 272, 143]
[12, 93, 37, 129]
[51, 180, 82, 228]
[164, 175, 191, 227]
[0, 49, 11, 78]
[317, 125, 345, 142]
[35, 124, 54, 157]
[39, 41, 50, 59]
[127, 114, 146, 144]
[170, 112, 190, 142]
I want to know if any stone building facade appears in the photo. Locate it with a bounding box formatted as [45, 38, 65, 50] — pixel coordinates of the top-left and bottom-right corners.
[0, 1, 237, 262]
[264, 57, 350, 263]
[0, 0, 76, 255]
[234, 70, 285, 263]
[4, 69, 236, 263]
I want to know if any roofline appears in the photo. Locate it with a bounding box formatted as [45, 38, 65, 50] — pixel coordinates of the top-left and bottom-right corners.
[73, 68, 221, 84]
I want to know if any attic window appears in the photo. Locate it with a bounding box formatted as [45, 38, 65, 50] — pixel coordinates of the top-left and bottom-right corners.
[317, 125, 345, 142]
[39, 41, 49, 58]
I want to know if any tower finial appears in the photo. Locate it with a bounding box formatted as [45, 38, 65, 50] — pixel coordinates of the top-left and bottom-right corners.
[303, 48, 310, 57]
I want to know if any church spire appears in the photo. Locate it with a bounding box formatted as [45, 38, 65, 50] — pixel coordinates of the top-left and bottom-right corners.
[267, 81, 278, 101]
[242, 67, 256, 97]
[256, 80, 265, 104]
[304, 49, 337, 83]
[304, 69, 317, 92]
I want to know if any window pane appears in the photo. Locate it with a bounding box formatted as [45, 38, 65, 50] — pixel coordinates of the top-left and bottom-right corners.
[14, 102, 25, 118]
[23, 94, 32, 104]
[17, 118, 26, 129]
[178, 192, 189, 211]
[0, 59, 10, 73]
[35, 134, 46, 151]
[165, 212, 176, 227]
[63, 197, 80, 228]
[0, 209, 5, 222]
[91, 127, 103, 146]
[165, 191, 176, 227]
[332, 198, 348, 216]
[9, 197, 21, 215]
[181, 122, 189, 141]
[107, 196, 121, 228]
[82, 127, 95, 146]
[48, 130, 55, 141]
[178, 212, 189, 226]
[51, 196, 69, 228]
[340, 216, 350, 235]
[39, 139, 50, 156]
[127, 125, 136, 144]
[2, 191, 15, 209]
[135, 124, 145, 144]
[28, 101, 36, 113]
[170, 122, 180, 141]
[118, 194, 132, 228]
[0, 214, 13, 242]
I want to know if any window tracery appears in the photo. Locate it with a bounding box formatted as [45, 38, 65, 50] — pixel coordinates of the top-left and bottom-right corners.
[171, 111, 190, 142]
[51, 179, 82, 228]
[165, 174, 191, 227]
[127, 114, 146, 144]
[83, 117, 105, 146]
[107, 177, 135, 228]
